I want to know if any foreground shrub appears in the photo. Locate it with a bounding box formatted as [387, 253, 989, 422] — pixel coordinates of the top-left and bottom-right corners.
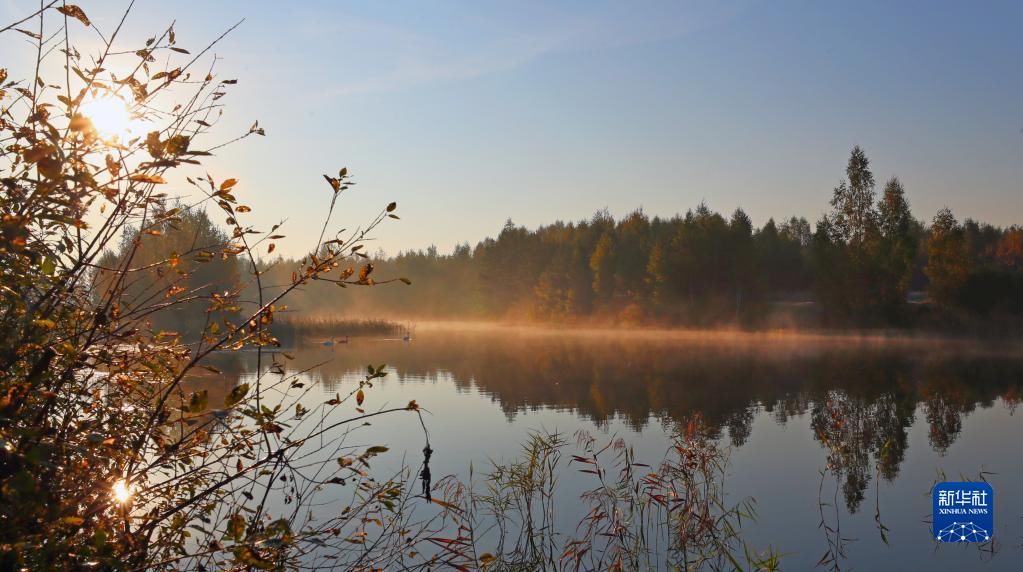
[0, 4, 416, 569]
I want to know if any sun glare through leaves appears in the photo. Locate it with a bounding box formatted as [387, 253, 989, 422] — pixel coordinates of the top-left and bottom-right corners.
[78, 95, 145, 139]
[112, 480, 133, 504]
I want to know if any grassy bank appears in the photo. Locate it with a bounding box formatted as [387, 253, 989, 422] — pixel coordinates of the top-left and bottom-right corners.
[273, 316, 410, 344]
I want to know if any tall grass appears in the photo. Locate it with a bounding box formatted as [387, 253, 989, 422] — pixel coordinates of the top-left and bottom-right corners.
[418, 415, 781, 571]
[274, 316, 408, 344]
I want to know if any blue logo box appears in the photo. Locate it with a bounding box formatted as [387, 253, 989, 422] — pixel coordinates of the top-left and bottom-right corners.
[932, 481, 993, 542]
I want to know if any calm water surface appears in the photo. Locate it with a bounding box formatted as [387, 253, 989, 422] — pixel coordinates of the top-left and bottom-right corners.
[196, 327, 1023, 570]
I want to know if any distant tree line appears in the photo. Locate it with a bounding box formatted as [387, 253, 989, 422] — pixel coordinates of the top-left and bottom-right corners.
[103, 147, 1023, 331]
[95, 205, 241, 339]
[315, 146, 1021, 329]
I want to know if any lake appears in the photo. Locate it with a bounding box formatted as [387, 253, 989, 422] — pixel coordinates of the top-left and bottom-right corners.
[193, 325, 1023, 570]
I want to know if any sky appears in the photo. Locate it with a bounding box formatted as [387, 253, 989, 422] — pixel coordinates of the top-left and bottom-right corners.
[2, 0, 1021, 257]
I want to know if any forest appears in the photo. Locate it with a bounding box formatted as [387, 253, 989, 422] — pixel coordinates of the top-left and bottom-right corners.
[102, 146, 1023, 333]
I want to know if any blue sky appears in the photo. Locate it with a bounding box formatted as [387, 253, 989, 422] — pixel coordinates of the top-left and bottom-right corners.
[3, 1, 1021, 257]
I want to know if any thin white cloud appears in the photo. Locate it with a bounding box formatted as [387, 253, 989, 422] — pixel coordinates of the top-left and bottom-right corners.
[316, 3, 724, 98]
[322, 23, 592, 97]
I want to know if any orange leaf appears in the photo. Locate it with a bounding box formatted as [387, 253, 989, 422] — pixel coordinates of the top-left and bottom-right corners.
[57, 4, 90, 26]
[129, 174, 166, 184]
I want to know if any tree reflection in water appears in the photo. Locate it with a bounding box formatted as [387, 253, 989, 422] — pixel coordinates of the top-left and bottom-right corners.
[184, 328, 1023, 519]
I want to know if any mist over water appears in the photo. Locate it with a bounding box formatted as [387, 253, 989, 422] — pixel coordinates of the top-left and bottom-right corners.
[190, 324, 1023, 570]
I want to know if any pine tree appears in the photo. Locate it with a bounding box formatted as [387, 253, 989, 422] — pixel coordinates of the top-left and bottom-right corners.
[646, 240, 669, 302]
[614, 210, 651, 298]
[779, 216, 812, 247]
[728, 208, 755, 317]
[589, 231, 616, 302]
[810, 214, 849, 318]
[876, 177, 917, 312]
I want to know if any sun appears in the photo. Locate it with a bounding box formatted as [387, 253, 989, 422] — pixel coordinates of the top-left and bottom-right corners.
[78, 95, 144, 139]
[112, 479, 133, 504]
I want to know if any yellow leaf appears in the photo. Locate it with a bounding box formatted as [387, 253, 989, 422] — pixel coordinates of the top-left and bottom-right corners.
[105, 154, 120, 177]
[129, 174, 166, 184]
[68, 114, 92, 132]
[430, 498, 462, 512]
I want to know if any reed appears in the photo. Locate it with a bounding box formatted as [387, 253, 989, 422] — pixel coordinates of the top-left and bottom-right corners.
[416, 416, 781, 571]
